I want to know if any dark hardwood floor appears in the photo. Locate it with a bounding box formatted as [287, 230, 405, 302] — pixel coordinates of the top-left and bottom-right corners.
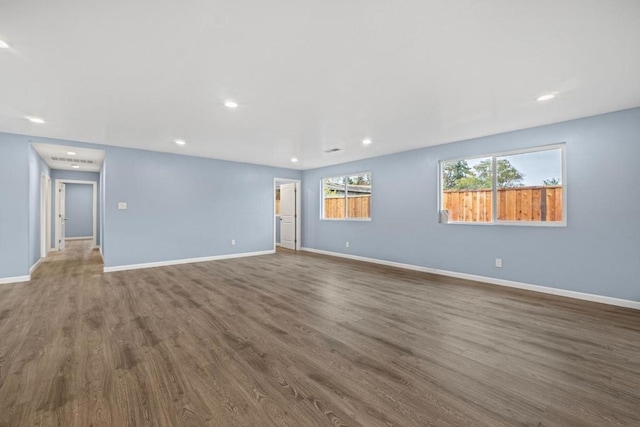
[0, 240, 639, 426]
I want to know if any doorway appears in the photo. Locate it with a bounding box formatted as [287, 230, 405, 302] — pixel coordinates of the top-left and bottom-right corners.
[274, 178, 301, 251]
[54, 179, 98, 250]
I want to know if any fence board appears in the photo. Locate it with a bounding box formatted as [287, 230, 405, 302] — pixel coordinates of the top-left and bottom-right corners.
[463, 192, 471, 222]
[450, 192, 459, 221]
[554, 188, 563, 222]
[532, 189, 542, 221]
[521, 189, 532, 221]
[505, 190, 516, 219]
[498, 189, 506, 221]
[546, 189, 556, 221]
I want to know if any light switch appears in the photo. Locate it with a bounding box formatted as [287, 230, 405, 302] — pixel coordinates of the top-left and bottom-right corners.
[118, 202, 127, 210]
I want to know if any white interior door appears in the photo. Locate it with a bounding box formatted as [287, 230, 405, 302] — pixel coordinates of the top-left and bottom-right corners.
[280, 183, 296, 250]
[58, 182, 66, 250]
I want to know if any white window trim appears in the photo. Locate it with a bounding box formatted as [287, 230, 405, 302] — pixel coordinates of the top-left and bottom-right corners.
[439, 143, 567, 227]
[321, 171, 372, 221]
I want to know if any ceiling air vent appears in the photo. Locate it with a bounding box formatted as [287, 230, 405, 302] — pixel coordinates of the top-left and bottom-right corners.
[51, 156, 95, 164]
[324, 148, 342, 153]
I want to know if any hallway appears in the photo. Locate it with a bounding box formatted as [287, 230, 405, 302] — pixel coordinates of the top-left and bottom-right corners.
[31, 239, 104, 280]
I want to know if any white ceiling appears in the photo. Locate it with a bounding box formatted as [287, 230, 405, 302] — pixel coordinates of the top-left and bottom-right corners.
[31, 142, 104, 172]
[1, 1, 639, 170]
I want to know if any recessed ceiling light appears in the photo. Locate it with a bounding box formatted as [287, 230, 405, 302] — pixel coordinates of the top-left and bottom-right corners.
[67, 151, 77, 155]
[224, 100, 238, 109]
[25, 116, 45, 124]
[0, 40, 9, 49]
[71, 165, 80, 169]
[291, 157, 299, 163]
[362, 138, 372, 145]
[174, 139, 186, 146]
[537, 94, 555, 102]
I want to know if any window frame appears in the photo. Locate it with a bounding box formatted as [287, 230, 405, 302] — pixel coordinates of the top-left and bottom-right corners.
[321, 171, 372, 221]
[438, 143, 567, 227]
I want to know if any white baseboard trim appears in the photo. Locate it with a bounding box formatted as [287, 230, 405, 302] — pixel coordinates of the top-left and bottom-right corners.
[29, 258, 42, 274]
[0, 275, 30, 285]
[300, 247, 640, 311]
[65, 236, 93, 241]
[104, 250, 275, 273]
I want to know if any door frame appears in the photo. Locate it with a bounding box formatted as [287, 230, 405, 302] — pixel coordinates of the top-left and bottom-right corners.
[54, 179, 98, 250]
[40, 172, 51, 257]
[273, 178, 301, 251]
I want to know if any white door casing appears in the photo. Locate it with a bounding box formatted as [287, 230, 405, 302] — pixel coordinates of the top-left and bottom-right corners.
[54, 179, 98, 250]
[280, 183, 296, 250]
[58, 182, 66, 250]
[40, 173, 51, 257]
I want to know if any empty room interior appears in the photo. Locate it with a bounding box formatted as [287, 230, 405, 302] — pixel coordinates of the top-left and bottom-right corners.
[1, 1, 639, 426]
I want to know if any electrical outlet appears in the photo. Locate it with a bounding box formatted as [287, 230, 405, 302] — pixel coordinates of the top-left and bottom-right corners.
[346, 241, 350, 248]
[495, 258, 502, 268]
[231, 239, 236, 246]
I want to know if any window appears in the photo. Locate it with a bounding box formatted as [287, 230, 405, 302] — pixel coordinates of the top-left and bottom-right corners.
[440, 144, 565, 225]
[322, 172, 371, 220]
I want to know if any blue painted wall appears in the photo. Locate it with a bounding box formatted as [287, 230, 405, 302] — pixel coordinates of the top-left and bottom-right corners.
[0, 131, 301, 278]
[28, 146, 51, 270]
[50, 170, 101, 248]
[302, 108, 640, 302]
[0, 135, 30, 278]
[103, 146, 300, 267]
[64, 184, 94, 238]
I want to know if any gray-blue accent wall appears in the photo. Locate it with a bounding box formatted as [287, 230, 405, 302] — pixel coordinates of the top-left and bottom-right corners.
[28, 145, 51, 271]
[101, 145, 300, 267]
[302, 108, 640, 302]
[63, 184, 95, 238]
[0, 135, 29, 278]
[0, 132, 301, 277]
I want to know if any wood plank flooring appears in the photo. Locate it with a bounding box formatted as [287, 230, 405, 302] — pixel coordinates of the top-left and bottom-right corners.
[0, 240, 639, 426]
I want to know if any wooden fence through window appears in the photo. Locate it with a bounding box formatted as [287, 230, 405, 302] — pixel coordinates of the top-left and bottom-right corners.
[324, 196, 371, 219]
[280, 196, 371, 218]
[314, 187, 561, 222]
[442, 186, 563, 222]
